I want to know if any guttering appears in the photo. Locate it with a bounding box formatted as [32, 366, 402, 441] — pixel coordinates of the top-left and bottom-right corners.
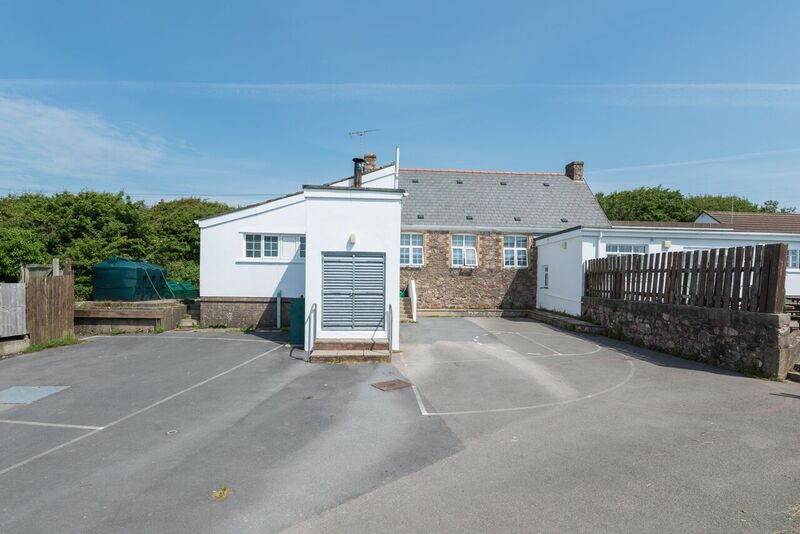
[401, 224, 575, 235]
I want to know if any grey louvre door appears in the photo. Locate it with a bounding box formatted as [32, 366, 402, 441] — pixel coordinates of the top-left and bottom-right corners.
[322, 252, 385, 330]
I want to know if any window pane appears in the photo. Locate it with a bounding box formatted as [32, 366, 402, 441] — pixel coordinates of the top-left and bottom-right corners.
[412, 248, 423, 265]
[633, 245, 646, 253]
[245, 234, 261, 258]
[264, 236, 278, 257]
[464, 235, 477, 247]
[517, 249, 528, 267]
[299, 236, 306, 258]
[411, 234, 424, 246]
[400, 234, 410, 246]
[400, 248, 410, 265]
[619, 245, 632, 253]
[452, 248, 464, 266]
[504, 249, 515, 266]
[465, 248, 477, 266]
[452, 234, 463, 247]
[516, 236, 527, 248]
[504, 236, 514, 248]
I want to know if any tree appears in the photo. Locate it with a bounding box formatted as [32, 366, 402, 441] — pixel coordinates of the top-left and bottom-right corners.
[595, 186, 695, 222]
[760, 200, 797, 214]
[684, 194, 759, 218]
[143, 198, 230, 286]
[0, 227, 49, 281]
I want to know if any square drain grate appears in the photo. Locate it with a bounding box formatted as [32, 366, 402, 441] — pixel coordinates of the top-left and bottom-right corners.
[371, 379, 411, 392]
[0, 386, 69, 404]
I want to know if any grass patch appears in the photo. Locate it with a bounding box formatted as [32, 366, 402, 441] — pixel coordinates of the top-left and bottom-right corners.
[24, 335, 81, 353]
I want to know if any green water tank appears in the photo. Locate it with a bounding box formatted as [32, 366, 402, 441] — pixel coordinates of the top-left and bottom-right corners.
[91, 257, 170, 301]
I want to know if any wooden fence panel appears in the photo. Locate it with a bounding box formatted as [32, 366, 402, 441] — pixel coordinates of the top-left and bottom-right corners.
[26, 274, 74, 344]
[583, 243, 788, 313]
[0, 283, 26, 338]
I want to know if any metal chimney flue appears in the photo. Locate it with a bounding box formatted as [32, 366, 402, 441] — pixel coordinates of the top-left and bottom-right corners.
[353, 157, 365, 188]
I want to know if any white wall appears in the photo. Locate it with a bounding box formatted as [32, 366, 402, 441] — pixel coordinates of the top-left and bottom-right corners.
[330, 164, 398, 189]
[304, 188, 403, 350]
[536, 227, 800, 317]
[535, 230, 588, 316]
[199, 195, 306, 298]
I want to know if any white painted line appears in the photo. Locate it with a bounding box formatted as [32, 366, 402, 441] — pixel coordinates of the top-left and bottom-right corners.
[513, 331, 563, 355]
[410, 385, 429, 415]
[0, 419, 104, 430]
[423, 357, 636, 416]
[0, 344, 282, 478]
[403, 345, 603, 365]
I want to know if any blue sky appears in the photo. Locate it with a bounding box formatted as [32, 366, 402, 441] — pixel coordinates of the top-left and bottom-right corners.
[1, 0, 799, 208]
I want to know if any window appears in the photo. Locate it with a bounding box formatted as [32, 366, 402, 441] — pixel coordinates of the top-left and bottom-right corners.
[400, 233, 424, 266]
[503, 235, 528, 268]
[606, 244, 647, 257]
[541, 265, 549, 288]
[243, 234, 302, 260]
[245, 234, 262, 258]
[790, 249, 799, 269]
[452, 234, 477, 267]
[263, 235, 278, 257]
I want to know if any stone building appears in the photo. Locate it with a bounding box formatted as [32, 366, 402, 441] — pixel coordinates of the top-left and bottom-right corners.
[196, 152, 610, 347]
[398, 165, 609, 310]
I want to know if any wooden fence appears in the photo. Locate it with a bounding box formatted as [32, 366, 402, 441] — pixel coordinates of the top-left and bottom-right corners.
[26, 273, 74, 344]
[584, 243, 788, 314]
[0, 283, 26, 338]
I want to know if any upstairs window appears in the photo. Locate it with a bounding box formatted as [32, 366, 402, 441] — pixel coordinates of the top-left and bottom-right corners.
[400, 233, 424, 266]
[606, 244, 647, 257]
[789, 249, 799, 269]
[503, 235, 528, 268]
[452, 234, 477, 267]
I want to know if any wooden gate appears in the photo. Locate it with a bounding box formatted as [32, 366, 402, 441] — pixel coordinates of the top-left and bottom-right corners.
[26, 274, 74, 344]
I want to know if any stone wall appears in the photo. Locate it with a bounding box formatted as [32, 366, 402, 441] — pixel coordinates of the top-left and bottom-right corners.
[400, 231, 537, 309]
[582, 296, 800, 378]
[200, 297, 292, 329]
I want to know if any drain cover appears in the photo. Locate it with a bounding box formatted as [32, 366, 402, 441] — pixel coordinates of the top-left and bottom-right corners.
[371, 379, 411, 391]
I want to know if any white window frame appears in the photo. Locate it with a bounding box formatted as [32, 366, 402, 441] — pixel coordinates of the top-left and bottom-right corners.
[606, 244, 647, 257]
[451, 234, 478, 268]
[240, 233, 305, 263]
[400, 233, 424, 267]
[503, 235, 529, 268]
[789, 248, 799, 270]
[540, 265, 549, 288]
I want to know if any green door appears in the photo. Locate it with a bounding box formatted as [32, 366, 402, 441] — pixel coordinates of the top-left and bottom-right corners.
[289, 297, 305, 346]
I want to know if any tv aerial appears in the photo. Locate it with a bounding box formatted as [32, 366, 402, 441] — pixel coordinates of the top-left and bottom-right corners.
[348, 128, 381, 139]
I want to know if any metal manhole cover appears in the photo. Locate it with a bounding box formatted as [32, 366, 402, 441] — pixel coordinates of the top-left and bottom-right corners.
[371, 379, 411, 391]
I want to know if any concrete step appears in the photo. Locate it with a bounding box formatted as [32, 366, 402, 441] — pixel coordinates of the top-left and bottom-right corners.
[313, 338, 389, 351]
[179, 317, 196, 328]
[526, 309, 608, 335]
[309, 349, 391, 364]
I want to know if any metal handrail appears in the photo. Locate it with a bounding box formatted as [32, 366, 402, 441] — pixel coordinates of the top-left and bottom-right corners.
[387, 304, 393, 353]
[307, 303, 317, 353]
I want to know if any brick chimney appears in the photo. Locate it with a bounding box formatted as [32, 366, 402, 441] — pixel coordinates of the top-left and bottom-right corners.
[364, 152, 377, 173]
[565, 161, 584, 181]
[353, 157, 365, 187]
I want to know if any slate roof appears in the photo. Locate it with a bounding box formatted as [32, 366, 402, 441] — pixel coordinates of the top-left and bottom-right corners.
[399, 168, 610, 232]
[700, 210, 800, 234]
